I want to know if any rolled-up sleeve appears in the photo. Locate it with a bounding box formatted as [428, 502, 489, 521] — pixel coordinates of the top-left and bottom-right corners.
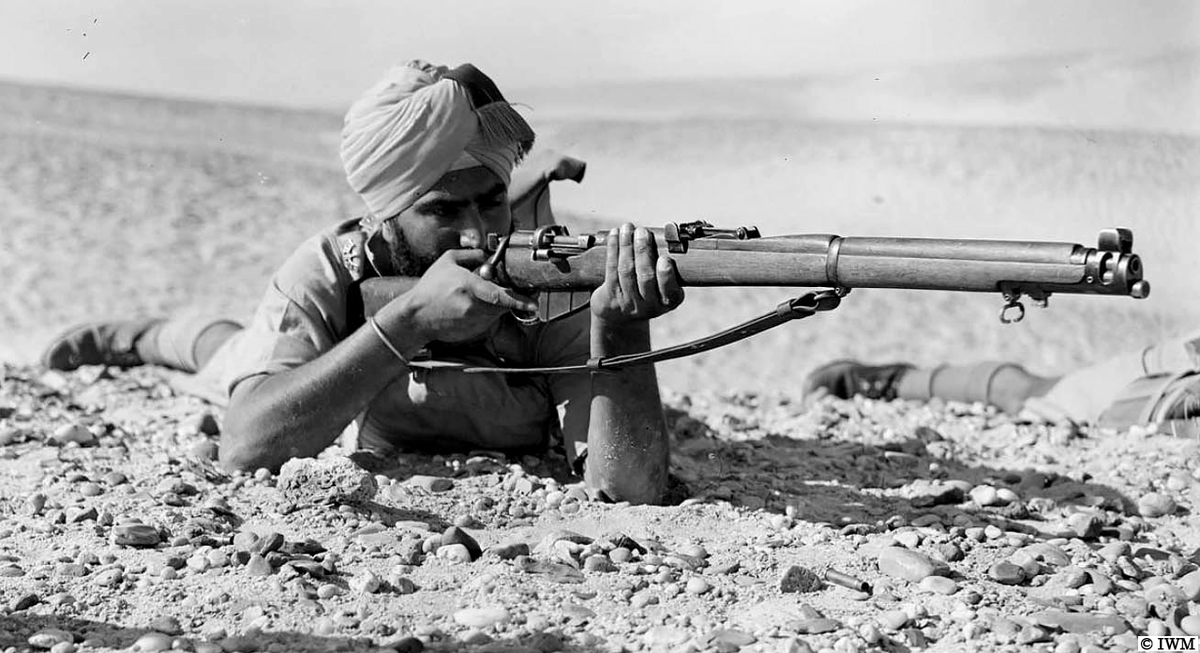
[210, 231, 353, 395]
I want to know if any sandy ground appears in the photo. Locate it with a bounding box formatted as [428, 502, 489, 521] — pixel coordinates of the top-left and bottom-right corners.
[1, 82, 1199, 652]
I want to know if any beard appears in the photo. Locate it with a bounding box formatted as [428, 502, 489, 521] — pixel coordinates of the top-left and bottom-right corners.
[383, 223, 441, 277]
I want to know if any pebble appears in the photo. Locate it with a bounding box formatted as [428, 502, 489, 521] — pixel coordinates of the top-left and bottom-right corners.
[1181, 615, 1200, 636]
[644, 626, 689, 647]
[686, 577, 712, 595]
[878, 610, 909, 631]
[1030, 610, 1130, 634]
[1179, 569, 1200, 601]
[407, 475, 455, 492]
[877, 547, 944, 582]
[245, 553, 272, 576]
[112, 523, 161, 547]
[1144, 583, 1186, 619]
[131, 633, 173, 652]
[28, 629, 74, 648]
[988, 561, 1027, 585]
[1137, 492, 1177, 518]
[453, 606, 511, 628]
[437, 543, 473, 564]
[969, 484, 1000, 506]
[791, 618, 842, 634]
[441, 526, 482, 560]
[1097, 542, 1130, 563]
[51, 422, 95, 445]
[779, 564, 822, 592]
[918, 575, 958, 595]
[1066, 513, 1101, 540]
[10, 592, 40, 611]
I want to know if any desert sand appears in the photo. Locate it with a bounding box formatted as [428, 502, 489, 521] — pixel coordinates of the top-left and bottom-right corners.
[1, 63, 1198, 653]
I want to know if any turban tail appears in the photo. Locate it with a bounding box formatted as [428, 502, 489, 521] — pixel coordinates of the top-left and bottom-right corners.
[341, 60, 535, 231]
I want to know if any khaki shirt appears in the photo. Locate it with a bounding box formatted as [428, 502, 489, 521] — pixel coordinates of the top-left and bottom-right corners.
[198, 218, 591, 459]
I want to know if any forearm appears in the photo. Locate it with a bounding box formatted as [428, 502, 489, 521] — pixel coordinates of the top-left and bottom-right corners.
[220, 299, 424, 472]
[584, 319, 669, 504]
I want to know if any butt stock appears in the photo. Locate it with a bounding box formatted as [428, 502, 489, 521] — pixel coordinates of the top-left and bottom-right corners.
[483, 222, 1149, 324]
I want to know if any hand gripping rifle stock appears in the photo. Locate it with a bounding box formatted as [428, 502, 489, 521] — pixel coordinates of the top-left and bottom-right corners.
[481, 222, 1150, 325]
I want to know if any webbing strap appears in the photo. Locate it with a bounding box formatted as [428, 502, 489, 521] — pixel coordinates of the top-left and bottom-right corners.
[406, 289, 847, 375]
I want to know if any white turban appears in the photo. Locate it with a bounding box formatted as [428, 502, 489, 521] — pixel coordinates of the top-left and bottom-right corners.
[341, 60, 535, 231]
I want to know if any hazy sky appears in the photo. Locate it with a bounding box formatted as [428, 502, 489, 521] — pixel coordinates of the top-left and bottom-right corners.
[2, 0, 1198, 109]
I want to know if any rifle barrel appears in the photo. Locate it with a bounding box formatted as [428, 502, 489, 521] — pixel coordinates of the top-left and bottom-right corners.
[500, 231, 1147, 299]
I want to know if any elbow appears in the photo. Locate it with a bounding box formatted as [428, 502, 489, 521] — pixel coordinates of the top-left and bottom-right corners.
[219, 405, 285, 474]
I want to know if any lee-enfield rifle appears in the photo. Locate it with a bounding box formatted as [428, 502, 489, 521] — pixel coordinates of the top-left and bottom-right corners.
[361, 222, 1149, 374]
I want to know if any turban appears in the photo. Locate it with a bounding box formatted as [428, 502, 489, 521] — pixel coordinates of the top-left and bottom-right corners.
[341, 60, 535, 230]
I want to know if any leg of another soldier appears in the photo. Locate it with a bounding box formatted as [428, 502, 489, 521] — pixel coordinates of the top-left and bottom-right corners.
[895, 363, 1058, 415]
[44, 315, 242, 373]
[1029, 329, 1200, 423]
[136, 317, 243, 372]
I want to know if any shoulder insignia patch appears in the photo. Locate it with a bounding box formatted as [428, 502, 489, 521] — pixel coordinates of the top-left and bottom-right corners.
[341, 239, 362, 278]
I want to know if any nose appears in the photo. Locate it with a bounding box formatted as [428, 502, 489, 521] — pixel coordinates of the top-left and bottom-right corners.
[457, 209, 485, 249]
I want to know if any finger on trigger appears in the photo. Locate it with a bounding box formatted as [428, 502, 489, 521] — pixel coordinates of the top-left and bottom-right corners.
[469, 276, 538, 312]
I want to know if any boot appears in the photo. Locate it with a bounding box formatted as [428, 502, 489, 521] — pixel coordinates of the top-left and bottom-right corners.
[803, 360, 914, 401]
[41, 318, 163, 371]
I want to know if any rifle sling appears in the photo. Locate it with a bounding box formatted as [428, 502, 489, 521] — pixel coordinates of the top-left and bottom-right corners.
[406, 289, 846, 375]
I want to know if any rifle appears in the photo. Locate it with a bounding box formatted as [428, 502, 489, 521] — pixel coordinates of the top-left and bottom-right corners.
[361, 222, 1150, 374]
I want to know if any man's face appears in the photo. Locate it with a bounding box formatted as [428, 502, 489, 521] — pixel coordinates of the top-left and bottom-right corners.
[380, 166, 511, 276]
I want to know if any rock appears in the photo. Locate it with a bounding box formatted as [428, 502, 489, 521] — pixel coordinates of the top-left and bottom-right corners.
[919, 576, 958, 595]
[453, 606, 510, 629]
[1138, 492, 1177, 518]
[441, 527, 482, 560]
[10, 592, 40, 611]
[1056, 566, 1089, 589]
[1097, 542, 1131, 563]
[704, 629, 756, 652]
[112, 523, 161, 547]
[989, 561, 1027, 585]
[878, 610, 909, 631]
[389, 637, 425, 653]
[779, 564, 822, 592]
[1066, 513, 1102, 540]
[245, 554, 272, 577]
[1015, 625, 1051, 645]
[131, 633, 173, 652]
[970, 485, 1000, 506]
[51, 423, 95, 446]
[1030, 610, 1129, 634]
[217, 635, 260, 652]
[250, 532, 285, 555]
[277, 456, 377, 505]
[407, 475, 454, 492]
[877, 547, 945, 582]
[935, 543, 964, 562]
[28, 629, 74, 649]
[583, 555, 616, 573]
[1179, 569, 1200, 602]
[686, 577, 712, 595]
[1181, 615, 1200, 637]
[64, 505, 95, 523]
[791, 618, 842, 635]
[486, 542, 530, 560]
[1144, 583, 1186, 620]
[644, 626, 689, 647]
[1022, 543, 1071, 568]
[438, 543, 473, 564]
